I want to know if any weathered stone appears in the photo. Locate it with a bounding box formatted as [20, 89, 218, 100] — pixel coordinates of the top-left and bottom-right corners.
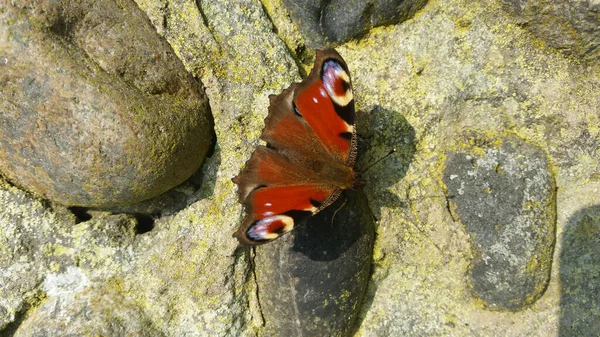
[443, 134, 556, 311]
[0, 178, 138, 330]
[254, 189, 374, 337]
[0, 0, 213, 207]
[281, 0, 428, 48]
[15, 271, 162, 337]
[126, 0, 298, 335]
[559, 205, 600, 336]
[500, 0, 600, 61]
[103, 167, 210, 217]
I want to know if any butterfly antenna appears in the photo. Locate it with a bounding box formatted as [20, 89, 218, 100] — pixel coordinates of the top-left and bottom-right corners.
[330, 196, 348, 225]
[359, 148, 396, 174]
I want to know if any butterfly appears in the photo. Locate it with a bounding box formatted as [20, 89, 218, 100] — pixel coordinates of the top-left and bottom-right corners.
[232, 49, 357, 245]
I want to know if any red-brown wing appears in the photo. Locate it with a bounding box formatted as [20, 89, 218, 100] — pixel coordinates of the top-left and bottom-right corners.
[261, 49, 356, 167]
[232, 146, 336, 245]
[232, 49, 356, 245]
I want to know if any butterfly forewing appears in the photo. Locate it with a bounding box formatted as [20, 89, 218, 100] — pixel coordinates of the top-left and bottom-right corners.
[293, 56, 356, 165]
[233, 49, 356, 245]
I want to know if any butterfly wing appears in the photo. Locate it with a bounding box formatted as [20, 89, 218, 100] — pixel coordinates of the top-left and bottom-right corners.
[261, 49, 357, 167]
[233, 49, 356, 245]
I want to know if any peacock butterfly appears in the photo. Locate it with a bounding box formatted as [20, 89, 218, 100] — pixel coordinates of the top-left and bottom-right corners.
[232, 49, 357, 245]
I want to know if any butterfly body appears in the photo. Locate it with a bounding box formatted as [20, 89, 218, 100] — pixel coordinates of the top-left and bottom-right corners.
[233, 49, 356, 245]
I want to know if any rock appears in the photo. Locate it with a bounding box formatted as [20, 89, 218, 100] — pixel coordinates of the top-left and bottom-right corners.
[15, 271, 162, 337]
[281, 0, 428, 48]
[1, 0, 600, 335]
[500, 0, 600, 61]
[254, 189, 374, 337]
[443, 134, 556, 311]
[0, 0, 213, 207]
[559, 205, 600, 336]
[0, 178, 138, 330]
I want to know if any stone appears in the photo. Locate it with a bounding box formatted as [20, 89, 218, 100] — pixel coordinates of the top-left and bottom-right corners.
[559, 205, 600, 336]
[2, 0, 600, 335]
[280, 0, 428, 48]
[0, 0, 213, 207]
[500, 0, 600, 61]
[443, 134, 556, 311]
[15, 274, 162, 337]
[0, 178, 138, 330]
[254, 189, 374, 337]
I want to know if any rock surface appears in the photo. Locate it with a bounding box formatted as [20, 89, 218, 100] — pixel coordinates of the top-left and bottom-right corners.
[0, 0, 599, 336]
[280, 0, 428, 48]
[559, 205, 600, 337]
[0, 179, 138, 330]
[501, 0, 600, 61]
[0, 0, 213, 207]
[443, 134, 555, 311]
[254, 190, 374, 337]
[15, 270, 163, 337]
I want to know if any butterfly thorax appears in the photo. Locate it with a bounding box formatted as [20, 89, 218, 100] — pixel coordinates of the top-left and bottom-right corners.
[316, 160, 356, 190]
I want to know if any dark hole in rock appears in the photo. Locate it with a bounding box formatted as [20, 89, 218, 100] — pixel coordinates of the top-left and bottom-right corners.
[204, 109, 217, 159]
[49, 15, 72, 37]
[69, 206, 92, 223]
[134, 214, 155, 234]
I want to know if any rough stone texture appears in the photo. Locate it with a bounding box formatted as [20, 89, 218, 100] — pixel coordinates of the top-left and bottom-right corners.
[254, 190, 374, 337]
[280, 0, 428, 48]
[0, 0, 599, 336]
[0, 178, 138, 330]
[443, 134, 556, 311]
[0, 0, 213, 207]
[501, 0, 600, 61]
[559, 205, 600, 337]
[14, 270, 163, 337]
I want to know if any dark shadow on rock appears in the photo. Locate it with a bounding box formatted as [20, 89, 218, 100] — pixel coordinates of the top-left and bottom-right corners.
[291, 189, 372, 262]
[559, 205, 600, 337]
[347, 105, 415, 331]
[254, 189, 374, 337]
[0, 308, 27, 337]
[356, 105, 416, 221]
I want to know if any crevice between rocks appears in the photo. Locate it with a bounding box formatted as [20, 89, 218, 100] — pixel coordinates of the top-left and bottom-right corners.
[249, 247, 265, 328]
[133, 214, 155, 234]
[0, 308, 27, 337]
[69, 206, 92, 223]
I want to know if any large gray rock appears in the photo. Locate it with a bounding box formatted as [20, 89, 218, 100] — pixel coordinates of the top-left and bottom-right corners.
[559, 205, 600, 336]
[501, 0, 600, 61]
[444, 134, 556, 311]
[15, 269, 162, 337]
[254, 190, 374, 337]
[0, 0, 213, 207]
[0, 178, 138, 330]
[281, 0, 428, 48]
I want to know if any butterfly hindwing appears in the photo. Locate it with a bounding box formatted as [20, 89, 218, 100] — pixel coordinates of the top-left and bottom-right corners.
[233, 49, 356, 245]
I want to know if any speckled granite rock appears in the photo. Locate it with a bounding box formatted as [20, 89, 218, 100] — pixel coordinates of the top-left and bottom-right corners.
[15, 270, 162, 337]
[0, 178, 138, 330]
[559, 205, 600, 336]
[280, 0, 428, 48]
[254, 190, 374, 337]
[443, 134, 555, 311]
[501, 0, 600, 61]
[0, 0, 212, 207]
